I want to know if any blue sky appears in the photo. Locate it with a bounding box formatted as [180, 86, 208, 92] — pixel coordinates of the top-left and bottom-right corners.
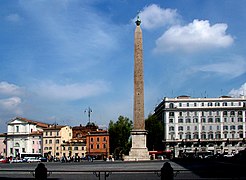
[0, 0, 246, 132]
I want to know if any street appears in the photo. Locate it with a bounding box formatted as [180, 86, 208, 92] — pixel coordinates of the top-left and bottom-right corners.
[0, 159, 244, 179]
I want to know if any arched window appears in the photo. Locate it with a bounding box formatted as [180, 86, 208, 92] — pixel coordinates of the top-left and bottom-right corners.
[169, 103, 174, 108]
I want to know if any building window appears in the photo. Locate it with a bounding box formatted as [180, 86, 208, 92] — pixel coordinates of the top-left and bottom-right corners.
[186, 134, 191, 139]
[193, 134, 198, 139]
[202, 103, 204, 106]
[223, 111, 227, 116]
[178, 119, 183, 123]
[90, 137, 93, 142]
[33, 141, 35, 144]
[97, 137, 100, 142]
[179, 103, 182, 107]
[56, 139, 59, 144]
[74, 147, 78, 150]
[49, 140, 52, 144]
[169, 119, 174, 123]
[238, 118, 243, 122]
[224, 133, 227, 138]
[209, 126, 212, 131]
[179, 112, 182, 116]
[169, 112, 174, 116]
[223, 102, 227, 106]
[22, 148, 25, 153]
[202, 126, 205, 131]
[194, 126, 198, 131]
[45, 140, 48, 144]
[230, 125, 235, 130]
[201, 118, 206, 123]
[238, 125, 243, 130]
[178, 126, 183, 131]
[90, 144, 93, 149]
[238, 111, 243, 116]
[208, 118, 213, 123]
[185, 118, 191, 123]
[215, 134, 221, 139]
[223, 126, 228, 130]
[201, 134, 206, 139]
[82, 147, 84, 150]
[169, 103, 174, 108]
[187, 103, 189, 107]
[46, 132, 48, 136]
[194, 103, 197, 107]
[169, 126, 174, 131]
[16, 126, 19, 133]
[179, 134, 182, 139]
[56, 147, 59, 150]
[193, 118, 198, 123]
[68, 147, 72, 150]
[187, 126, 190, 131]
[208, 133, 213, 139]
[50, 132, 52, 136]
[231, 118, 234, 122]
[215, 118, 220, 123]
[217, 126, 220, 130]
[231, 111, 235, 116]
[97, 144, 100, 149]
[57, 132, 59, 136]
[32, 149, 34, 153]
[224, 118, 227, 122]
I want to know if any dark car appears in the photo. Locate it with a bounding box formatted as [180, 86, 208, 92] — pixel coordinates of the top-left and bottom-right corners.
[39, 157, 48, 162]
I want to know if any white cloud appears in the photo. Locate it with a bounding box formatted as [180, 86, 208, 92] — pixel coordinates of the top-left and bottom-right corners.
[228, 83, 246, 97]
[0, 81, 23, 96]
[5, 13, 21, 22]
[195, 57, 246, 78]
[0, 97, 22, 108]
[134, 4, 179, 30]
[32, 81, 111, 100]
[154, 19, 234, 53]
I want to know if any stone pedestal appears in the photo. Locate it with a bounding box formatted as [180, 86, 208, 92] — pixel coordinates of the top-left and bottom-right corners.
[124, 130, 149, 161]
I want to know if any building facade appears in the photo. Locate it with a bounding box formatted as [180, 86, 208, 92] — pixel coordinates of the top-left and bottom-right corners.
[42, 125, 72, 159]
[6, 117, 50, 158]
[154, 95, 246, 157]
[0, 133, 7, 158]
[86, 130, 110, 159]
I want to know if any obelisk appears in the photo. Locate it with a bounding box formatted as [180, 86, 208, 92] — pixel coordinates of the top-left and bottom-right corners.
[124, 16, 149, 161]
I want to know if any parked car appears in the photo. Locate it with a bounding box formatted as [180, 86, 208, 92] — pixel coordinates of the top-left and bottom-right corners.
[0, 158, 9, 163]
[39, 157, 47, 162]
[10, 158, 23, 163]
[26, 157, 41, 163]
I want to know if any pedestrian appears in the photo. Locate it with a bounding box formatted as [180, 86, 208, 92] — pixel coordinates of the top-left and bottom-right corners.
[161, 162, 174, 180]
[35, 163, 47, 180]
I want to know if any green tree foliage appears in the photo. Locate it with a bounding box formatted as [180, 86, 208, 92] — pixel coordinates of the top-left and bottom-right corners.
[145, 114, 164, 151]
[108, 116, 133, 159]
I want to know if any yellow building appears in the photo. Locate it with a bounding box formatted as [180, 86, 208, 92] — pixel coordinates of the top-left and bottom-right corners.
[61, 141, 87, 160]
[43, 125, 72, 159]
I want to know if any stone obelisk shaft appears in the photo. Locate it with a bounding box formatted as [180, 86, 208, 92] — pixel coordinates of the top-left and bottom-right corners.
[134, 22, 145, 130]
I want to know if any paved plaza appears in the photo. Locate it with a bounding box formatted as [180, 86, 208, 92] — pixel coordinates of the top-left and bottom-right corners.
[0, 159, 245, 179]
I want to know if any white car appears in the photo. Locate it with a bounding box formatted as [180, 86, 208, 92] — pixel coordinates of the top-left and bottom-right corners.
[26, 157, 41, 163]
[10, 158, 23, 163]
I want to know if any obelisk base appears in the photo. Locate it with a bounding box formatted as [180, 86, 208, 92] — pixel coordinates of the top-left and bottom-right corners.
[124, 130, 149, 161]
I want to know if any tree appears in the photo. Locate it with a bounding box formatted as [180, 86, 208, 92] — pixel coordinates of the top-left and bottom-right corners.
[108, 116, 133, 159]
[145, 114, 164, 151]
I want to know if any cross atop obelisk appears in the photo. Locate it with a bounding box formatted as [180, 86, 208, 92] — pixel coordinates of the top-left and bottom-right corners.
[124, 15, 149, 161]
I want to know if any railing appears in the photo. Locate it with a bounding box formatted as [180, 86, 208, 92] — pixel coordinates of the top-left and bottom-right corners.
[0, 169, 178, 180]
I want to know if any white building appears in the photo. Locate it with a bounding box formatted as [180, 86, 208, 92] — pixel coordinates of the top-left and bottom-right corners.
[6, 117, 50, 158]
[154, 95, 246, 158]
